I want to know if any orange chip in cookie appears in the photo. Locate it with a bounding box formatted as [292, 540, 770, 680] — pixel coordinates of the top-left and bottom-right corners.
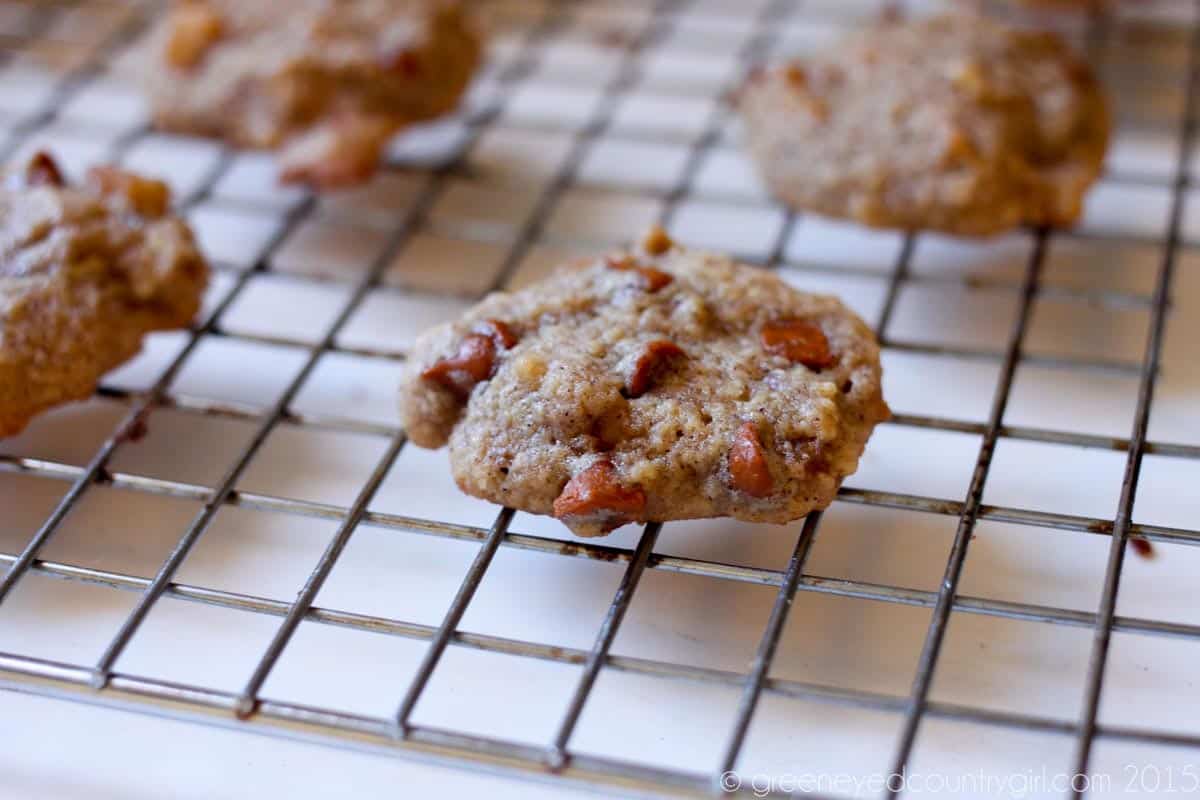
[729, 423, 774, 498]
[760, 318, 835, 369]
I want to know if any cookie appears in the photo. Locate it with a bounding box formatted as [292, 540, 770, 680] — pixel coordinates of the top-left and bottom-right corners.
[0, 152, 209, 438]
[134, 0, 481, 188]
[400, 228, 889, 538]
[738, 13, 1109, 237]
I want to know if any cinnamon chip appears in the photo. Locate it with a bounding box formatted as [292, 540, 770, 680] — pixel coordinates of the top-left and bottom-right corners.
[86, 166, 171, 218]
[420, 321, 518, 401]
[605, 255, 673, 293]
[635, 265, 672, 292]
[165, 3, 224, 69]
[381, 47, 422, 76]
[22, 151, 64, 188]
[552, 460, 646, 531]
[640, 224, 674, 256]
[421, 333, 497, 401]
[475, 319, 518, 350]
[760, 318, 835, 369]
[729, 422, 774, 497]
[625, 340, 685, 398]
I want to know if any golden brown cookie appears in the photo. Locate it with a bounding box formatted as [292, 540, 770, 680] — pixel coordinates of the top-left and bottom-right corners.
[0, 152, 208, 437]
[399, 228, 889, 537]
[135, 0, 481, 188]
[739, 13, 1110, 237]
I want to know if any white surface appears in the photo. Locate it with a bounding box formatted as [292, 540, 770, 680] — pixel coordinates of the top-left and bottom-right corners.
[0, 691, 592, 800]
[1, 1, 1200, 799]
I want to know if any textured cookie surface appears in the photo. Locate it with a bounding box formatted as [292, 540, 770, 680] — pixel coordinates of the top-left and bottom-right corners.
[0, 153, 209, 437]
[400, 231, 889, 537]
[135, 0, 480, 187]
[739, 12, 1109, 236]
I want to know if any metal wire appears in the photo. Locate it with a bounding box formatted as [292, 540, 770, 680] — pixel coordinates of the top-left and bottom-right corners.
[1068, 6, 1200, 795]
[2, 1, 1200, 799]
[883, 227, 1051, 795]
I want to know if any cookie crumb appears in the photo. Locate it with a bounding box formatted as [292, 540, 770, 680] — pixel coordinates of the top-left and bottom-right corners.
[1130, 536, 1155, 559]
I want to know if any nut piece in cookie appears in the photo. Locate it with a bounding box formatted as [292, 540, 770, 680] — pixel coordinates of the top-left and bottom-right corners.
[399, 229, 889, 537]
[134, 0, 482, 189]
[0, 152, 209, 438]
[738, 12, 1109, 236]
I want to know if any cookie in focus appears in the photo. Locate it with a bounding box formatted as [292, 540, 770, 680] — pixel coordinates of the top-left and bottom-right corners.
[399, 228, 890, 537]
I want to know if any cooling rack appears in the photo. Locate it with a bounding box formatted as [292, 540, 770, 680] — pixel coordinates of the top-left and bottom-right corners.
[2, 0, 1199, 798]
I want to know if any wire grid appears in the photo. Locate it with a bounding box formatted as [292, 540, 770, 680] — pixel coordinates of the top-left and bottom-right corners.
[1, 0, 1199, 797]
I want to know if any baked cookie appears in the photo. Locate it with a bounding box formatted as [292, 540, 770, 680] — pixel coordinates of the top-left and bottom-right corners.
[0, 152, 208, 438]
[400, 228, 889, 537]
[738, 13, 1109, 237]
[134, 0, 480, 188]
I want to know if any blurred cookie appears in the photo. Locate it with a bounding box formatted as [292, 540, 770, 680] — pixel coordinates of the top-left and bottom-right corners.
[0, 152, 208, 437]
[739, 13, 1109, 236]
[400, 228, 889, 537]
[136, 0, 480, 188]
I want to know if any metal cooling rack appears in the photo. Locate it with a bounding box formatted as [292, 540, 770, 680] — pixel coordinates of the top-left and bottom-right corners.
[1, 0, 1199, 798]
